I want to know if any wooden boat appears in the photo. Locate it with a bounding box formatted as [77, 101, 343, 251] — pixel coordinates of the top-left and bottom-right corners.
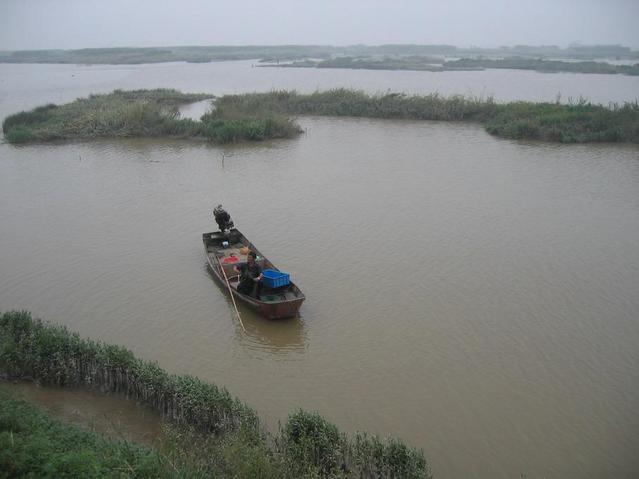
[203, 229, 305, 319]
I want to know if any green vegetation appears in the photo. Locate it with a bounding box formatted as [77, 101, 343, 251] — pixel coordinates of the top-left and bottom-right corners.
[0, 383, 294, 478]
[315, 56, 446, 71]
[278, 56, 447, 72]
[446, 57, 639, 75]
[270, 55, 639, 76]
[215, 89, 493, 121]
[483, 100, 639, 142]
[0, 386, 180, 478]
[281, 410, 428, 478]
[199, 100, 300, 144]
[2, 89, 300, 144]
[0, 310, 258, 436]
[6, 88, 637, 145]
[0, 311, 432, 478]
[214, 89, 639, 143]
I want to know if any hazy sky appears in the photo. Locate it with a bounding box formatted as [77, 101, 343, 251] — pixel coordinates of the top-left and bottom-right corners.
[1, 0, 638, 50]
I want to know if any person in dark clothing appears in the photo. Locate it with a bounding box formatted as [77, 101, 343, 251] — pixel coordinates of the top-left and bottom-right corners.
[213, 205, 234, 232]
[234, 251, 263, 297]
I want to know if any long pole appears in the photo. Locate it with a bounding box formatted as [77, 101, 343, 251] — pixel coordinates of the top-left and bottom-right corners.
[215, 255, 246, 333]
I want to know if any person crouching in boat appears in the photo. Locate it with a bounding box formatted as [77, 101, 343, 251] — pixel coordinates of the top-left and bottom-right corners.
[234, 251, 263, 297]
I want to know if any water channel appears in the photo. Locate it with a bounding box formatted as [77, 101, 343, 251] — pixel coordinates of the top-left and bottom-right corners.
[1, 61, 638, 478]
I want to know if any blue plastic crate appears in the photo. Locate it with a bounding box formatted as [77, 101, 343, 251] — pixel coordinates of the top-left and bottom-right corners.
[262, 269, 290, 288]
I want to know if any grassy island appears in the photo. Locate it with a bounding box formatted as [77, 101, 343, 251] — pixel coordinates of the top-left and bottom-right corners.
[270, 56, 639, 76]
[215, 89, 639, 143]
[274, 56, 449, 72]
[2, 89, 301, 144]
[445, 57, 639, 75]
[0, 311, 432, 478]
[4, 89, 638, 145]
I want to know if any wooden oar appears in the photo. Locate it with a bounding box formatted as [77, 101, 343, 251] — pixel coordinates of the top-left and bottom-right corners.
[215, 254, 246, 333]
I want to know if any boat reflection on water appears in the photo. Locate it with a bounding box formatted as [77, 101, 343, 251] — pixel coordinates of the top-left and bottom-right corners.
[236, 303, 308, 355]
[203, 261, 307, 354]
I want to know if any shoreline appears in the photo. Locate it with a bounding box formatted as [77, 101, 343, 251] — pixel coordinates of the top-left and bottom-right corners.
[0, 311, 432, 478]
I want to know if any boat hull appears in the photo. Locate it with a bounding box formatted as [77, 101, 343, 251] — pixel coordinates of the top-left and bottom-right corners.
[203, 230, 305, 320]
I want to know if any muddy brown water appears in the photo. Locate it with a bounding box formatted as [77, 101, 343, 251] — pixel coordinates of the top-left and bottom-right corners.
[3, 381, 163, 446]
[1, 61, 638, 478]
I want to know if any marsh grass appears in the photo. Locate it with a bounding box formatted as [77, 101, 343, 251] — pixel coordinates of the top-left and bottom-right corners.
[2, 89, 300, 145]
[2, 90, 208, 143]
[0, 311, 258, 437]
[277, 56, 639, 76]
[216, 89, 639, 143]
[279, 56, 447, 71]
[485, 100, 639, 142]
[0, 386, 179, 478]
[0, 311, 431, 478]
[446, 57, 639, 75]
[6, 88, 631, 145]
[200, 106, 301, 143]
[0, 385, 286, 478]
[214, 89, 496, 121]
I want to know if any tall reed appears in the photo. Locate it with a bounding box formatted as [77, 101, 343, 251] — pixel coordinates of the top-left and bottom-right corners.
[5, 89, 638, 145]
[0, 311, 258, 437]
[215, 89, 639, 143]
[280, 410, 431, 478]
[0, 387, 178, 477]
[0, 311, 432, 478]
[2, 89, 301, 144]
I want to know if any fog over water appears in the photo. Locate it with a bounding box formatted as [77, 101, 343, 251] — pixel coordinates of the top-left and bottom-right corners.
[1, 0, 638, 50]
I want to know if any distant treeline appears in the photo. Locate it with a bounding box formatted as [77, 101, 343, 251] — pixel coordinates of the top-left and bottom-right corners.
[4, 88, 638, 144]
[0, 43, 637, 64]
[0, 46, 334, 65]
[271, 56, 639, 76]
[0, 311, 432, 478]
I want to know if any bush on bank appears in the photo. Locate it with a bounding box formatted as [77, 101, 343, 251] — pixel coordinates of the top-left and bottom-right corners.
[0, 311, 432, 478]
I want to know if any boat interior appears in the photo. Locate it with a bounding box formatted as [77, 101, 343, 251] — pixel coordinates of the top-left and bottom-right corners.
[204, 230, 303, 303]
